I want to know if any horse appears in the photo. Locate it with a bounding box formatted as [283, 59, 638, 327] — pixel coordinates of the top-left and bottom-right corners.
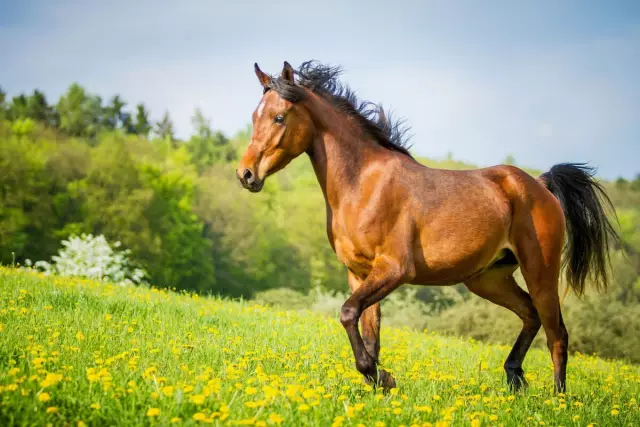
[236, 60, 621, 393]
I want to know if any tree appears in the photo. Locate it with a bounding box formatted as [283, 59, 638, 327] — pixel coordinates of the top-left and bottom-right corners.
[631, 173, 640, 192]
[0, 86, 6, 119]
[120, 111, 135, 134]
[192, 108, 212, 140]
[134, 103, 152, 137]
[188, 108, 235, 172]
[103, 95, 126, 131]
[57, 83, 90, 136]
[155, 110, 175, 143]
[26, 89, 53, 124]
[8, 94, 29, 120]
[84, 95, 104, 137]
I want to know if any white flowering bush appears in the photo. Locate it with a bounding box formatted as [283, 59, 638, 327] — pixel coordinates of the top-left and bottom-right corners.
[27, 234, 148, 286]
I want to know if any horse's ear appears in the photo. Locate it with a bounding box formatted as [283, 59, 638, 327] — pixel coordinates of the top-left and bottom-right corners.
[254, 63, 272, 88]
[281, 61, 295, 84]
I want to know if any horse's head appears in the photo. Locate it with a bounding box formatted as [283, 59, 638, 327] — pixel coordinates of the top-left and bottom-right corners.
[236, 61, 315, 192]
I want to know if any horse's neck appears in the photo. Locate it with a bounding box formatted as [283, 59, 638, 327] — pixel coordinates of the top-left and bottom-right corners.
[303, 93, 389, 211]
[307, 128, 379, 210]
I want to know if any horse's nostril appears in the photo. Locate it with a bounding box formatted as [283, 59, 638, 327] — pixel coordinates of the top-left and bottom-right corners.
[243, 169, 255, 184]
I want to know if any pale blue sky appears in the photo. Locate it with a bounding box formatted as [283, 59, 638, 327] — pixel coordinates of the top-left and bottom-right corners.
[1, 0, 639, 179]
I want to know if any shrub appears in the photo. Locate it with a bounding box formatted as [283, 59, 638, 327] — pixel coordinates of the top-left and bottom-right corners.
[28, 233, 147, 286]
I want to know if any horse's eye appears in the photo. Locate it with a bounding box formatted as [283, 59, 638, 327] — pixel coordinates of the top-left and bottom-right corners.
[274, 115, 285, 124]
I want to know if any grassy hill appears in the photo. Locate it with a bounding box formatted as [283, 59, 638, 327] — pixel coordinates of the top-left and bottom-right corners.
[0, 268, 638, 426]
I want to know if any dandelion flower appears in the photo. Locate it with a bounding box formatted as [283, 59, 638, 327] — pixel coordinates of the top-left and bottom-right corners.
[38, 392, 51, 402]
[189, 394, 205, 405]
[268, 413, 284, 425]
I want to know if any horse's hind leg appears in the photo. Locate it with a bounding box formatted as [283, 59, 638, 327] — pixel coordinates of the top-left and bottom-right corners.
[513, 204, 568, 393]
[465, 269, 541, 391]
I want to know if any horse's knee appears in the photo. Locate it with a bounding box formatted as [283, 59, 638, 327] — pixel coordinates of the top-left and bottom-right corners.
[340, 304, 359, 328]
[355, 355, 376, 376]
[523, 310, 541, 331]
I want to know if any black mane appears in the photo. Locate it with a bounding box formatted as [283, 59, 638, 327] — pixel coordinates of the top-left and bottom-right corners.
[264, 60, 413, 157]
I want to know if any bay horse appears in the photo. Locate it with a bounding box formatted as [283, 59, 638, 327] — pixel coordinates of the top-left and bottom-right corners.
[236, 60, 621, 393]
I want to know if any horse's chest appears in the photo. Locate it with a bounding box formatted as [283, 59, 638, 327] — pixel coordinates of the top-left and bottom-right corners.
[333, 235, 373, 278]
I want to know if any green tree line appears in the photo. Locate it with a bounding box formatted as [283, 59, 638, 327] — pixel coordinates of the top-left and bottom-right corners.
[0, 83, 347, 296]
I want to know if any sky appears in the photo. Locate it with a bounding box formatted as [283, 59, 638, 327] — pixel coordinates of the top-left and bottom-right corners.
[1, 0, 639, 179]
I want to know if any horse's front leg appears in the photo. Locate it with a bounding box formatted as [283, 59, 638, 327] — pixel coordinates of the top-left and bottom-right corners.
[340, 257, 406, 390]
[348, 272, 381, 362]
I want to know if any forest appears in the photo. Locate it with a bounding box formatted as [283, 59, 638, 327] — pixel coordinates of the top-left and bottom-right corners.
[1, 83, 639, 362]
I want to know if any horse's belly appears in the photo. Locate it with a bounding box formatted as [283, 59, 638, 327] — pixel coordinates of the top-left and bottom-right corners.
[412, 218, 510, 285]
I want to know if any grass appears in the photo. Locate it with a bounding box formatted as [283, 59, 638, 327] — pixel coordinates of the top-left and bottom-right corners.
[0, 267, 638, 426]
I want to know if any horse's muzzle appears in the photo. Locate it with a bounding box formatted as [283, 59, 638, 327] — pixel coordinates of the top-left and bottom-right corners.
[237, 168, 264, 193]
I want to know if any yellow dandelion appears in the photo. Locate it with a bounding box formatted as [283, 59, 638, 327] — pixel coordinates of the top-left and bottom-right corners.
[193, 413, 206, 421]
[170, 417, 182, 423]
[572, 416, 580, 422]
[611, 409, 619, 416]
[471, 419, 481, 427]
[46, 406, 58, 414]
[268, 413, 284, 425]
[161, 385, 174, 396]
[489, 415, 498, 421]
[146, 408, 160, 417]
[298, 404, 311, 412]
[38, 392, 51, 402]
[189, 394, 205, 405]
[90, 403, 101, 410]
[41, 373, 63, 388]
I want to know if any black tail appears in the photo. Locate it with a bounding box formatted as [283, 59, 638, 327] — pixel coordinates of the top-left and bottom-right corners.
[540, 163, 622, 296]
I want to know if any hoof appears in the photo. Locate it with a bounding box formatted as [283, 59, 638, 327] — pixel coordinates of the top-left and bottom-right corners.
[506, 371, 529, 393]
[378, 369, 396, 391]
[366, 369, 396, 392]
